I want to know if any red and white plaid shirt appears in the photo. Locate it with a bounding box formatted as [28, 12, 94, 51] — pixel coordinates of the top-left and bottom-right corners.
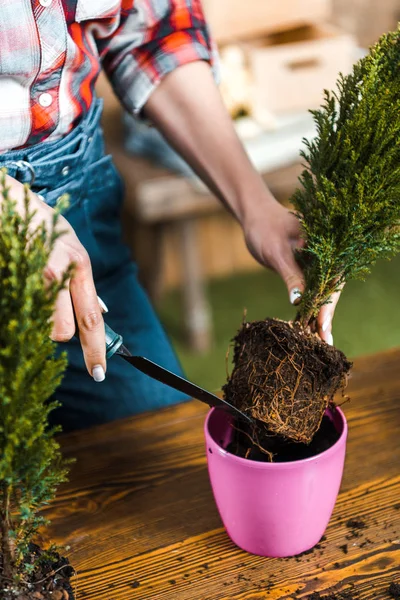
[0, 0, 217, 152]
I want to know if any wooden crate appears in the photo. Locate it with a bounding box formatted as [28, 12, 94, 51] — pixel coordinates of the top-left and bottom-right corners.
[202, 0, 331, 44]
[247, 24, 356, 117]
[332, 0, 400, 48]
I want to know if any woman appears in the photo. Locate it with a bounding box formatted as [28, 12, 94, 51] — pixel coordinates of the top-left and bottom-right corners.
[0, 0, 338, 431]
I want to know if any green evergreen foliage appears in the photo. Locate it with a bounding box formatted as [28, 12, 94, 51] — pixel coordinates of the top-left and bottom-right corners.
[0, 170, 71, 586]
[293, 26, 400, 325]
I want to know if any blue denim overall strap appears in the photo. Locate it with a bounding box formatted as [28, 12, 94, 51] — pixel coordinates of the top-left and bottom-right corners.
[0, 99, 188, 432]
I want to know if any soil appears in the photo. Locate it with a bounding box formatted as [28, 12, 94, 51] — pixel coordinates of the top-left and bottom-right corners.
[345, 517, 367, 539]
[345, 518, 366, 530]
[389, 582, 400, 599]
[305, 591, 358, 600]
[0, 544, 75, 600]
[226, 415, 340, 462]
[223, 318, 352, 445]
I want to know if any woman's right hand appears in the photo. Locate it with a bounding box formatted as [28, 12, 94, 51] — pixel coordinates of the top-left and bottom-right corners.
[5, 174, 106, 382]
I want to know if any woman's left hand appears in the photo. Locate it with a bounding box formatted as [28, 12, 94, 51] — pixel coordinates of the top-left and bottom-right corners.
[243, 196, 339, 345]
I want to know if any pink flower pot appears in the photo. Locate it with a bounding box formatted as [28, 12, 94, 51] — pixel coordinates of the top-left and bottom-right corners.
[204, 406, 347, 557]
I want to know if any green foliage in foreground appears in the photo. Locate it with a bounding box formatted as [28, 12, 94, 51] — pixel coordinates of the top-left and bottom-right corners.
[0, 170, 70, 586]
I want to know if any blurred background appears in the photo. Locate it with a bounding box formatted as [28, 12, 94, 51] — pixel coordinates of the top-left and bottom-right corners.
[96, 0, 400, 392]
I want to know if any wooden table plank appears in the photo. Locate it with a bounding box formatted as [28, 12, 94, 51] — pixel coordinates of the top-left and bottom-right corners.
[44, 349, 400, 599]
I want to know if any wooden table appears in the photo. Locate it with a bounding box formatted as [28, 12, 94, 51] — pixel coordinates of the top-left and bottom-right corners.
[45, 349, 400, 599]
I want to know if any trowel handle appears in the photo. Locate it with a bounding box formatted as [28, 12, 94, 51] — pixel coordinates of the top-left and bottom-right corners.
[73, 307, 123, 358]
[104, 322, 124, 359]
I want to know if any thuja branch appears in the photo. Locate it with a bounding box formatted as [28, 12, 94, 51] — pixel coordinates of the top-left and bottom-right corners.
[291, 26, 400, 327]
[0, 169, 72, 588]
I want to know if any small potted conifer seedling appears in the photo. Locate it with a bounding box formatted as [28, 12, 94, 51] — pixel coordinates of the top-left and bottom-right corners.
[206, 27, 400, 557]
[0, 171, 75, 599]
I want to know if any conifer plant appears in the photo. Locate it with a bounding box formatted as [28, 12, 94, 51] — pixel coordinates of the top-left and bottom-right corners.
[224, 26, 400, 453]
[0, 171, 75, 599]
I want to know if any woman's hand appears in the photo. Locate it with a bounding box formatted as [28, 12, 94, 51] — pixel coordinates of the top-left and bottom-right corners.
[5, 175, 106, 381]
[243, 196, 339, 345]
[244, 197, 305, 304]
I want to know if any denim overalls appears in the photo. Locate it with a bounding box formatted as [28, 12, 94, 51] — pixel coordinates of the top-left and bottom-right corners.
[0, 99, 188, 432]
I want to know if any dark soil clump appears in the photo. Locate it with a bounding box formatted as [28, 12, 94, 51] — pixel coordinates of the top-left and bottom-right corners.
[306, 591, 357, 600]
[345, 517, 367, 539]
[223, 319, 352, 444]
[227, 415, 340, 462]
[389, 582, 400, 599]
[345, 518, 366, 530]
[0, 544, 75, 600]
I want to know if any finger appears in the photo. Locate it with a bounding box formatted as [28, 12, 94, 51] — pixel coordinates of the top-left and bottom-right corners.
[274, 247, 305, 306]
[69, 249, 106, 381]
[44, 254, 75, 341]
[51, 285, 75, 342]
[291, 235, 306, 251]
[317, 287, 343, 345]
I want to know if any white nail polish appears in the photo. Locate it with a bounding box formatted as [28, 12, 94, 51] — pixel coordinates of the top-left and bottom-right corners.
[290, 288, 302, 305]
[92, 365, 105, 382]
[327, 333, 334, 346]
[322, 315, 331, 332]
[97, 296, 109, 313]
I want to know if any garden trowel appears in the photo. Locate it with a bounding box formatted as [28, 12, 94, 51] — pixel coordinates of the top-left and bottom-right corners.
[103, 321, 254, 425]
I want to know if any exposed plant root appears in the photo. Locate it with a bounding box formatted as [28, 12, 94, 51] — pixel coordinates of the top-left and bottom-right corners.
[223, 318, 352, 445]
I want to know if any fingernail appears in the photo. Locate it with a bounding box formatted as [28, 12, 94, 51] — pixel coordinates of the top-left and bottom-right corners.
[290, 288, 302, 305]
[97, 296, 108, 313]
[327, 333, 334, 346]
[92, 364, 105, 382]
[322, 315, 331, 332]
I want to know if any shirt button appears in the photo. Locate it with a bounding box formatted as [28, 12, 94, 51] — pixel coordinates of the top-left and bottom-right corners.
[39, 93, 53, 108]
[39, 0, 52, 6]
[61, 166, 69, 177]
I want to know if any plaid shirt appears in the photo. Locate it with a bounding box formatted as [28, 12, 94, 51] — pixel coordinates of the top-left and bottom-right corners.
[0, 0, 216, 152]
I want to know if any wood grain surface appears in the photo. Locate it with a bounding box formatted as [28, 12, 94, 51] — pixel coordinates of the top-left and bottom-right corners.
[43, 349, 400, 599]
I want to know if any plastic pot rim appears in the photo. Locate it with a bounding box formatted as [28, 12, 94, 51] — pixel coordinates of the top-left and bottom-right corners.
[204, 405, 348, 470]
